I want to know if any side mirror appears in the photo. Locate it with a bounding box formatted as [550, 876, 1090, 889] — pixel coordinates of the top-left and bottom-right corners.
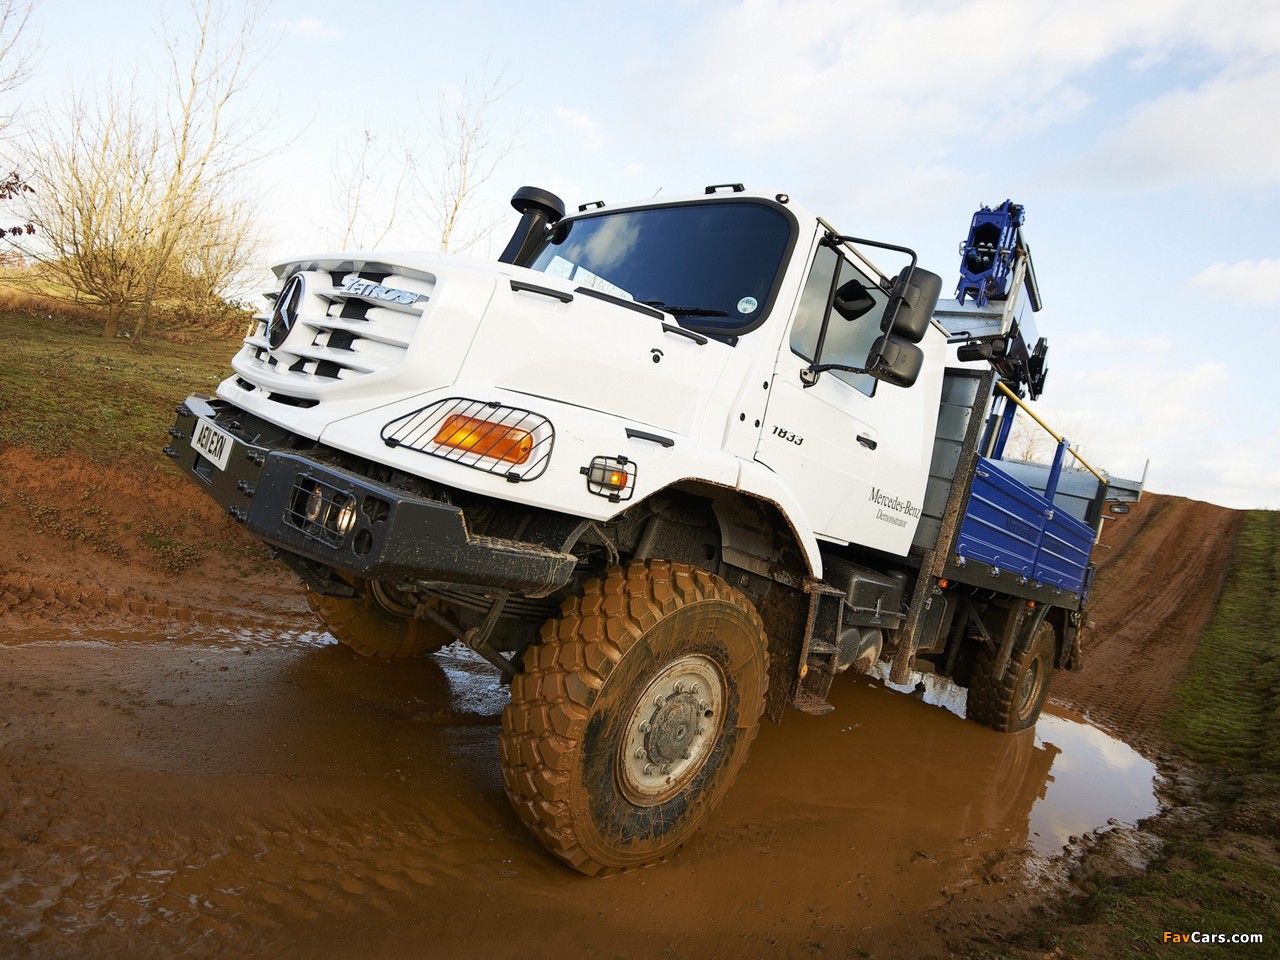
[881, 267, 942, 343]
[865, 335, 923, 388]
[832, 278, 876, 322]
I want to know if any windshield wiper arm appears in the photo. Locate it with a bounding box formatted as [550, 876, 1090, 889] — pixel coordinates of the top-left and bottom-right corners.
[640, 300, 730, 318]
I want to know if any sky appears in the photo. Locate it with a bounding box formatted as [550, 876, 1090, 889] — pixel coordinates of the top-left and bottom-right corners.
[11, 0, 1280, 509]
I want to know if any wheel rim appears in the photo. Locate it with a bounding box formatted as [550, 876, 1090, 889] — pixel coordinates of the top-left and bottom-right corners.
[616, 654, 725, 807]
[1016, 656, 1044, 721]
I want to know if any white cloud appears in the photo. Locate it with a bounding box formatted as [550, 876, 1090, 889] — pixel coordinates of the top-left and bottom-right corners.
[555, 107, 604, 153]
[1080, 69, 1280, 188]
[1189, 259, 1280, 305]
[673, 0, 1244, 148]
[635, 0, 1280, 206]
[277, 17, 340, 41]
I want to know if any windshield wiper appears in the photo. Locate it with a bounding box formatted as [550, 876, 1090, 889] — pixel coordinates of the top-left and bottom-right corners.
[640, 301, 730, 318]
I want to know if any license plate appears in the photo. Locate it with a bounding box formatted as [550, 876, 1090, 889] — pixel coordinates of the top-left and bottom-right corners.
[191, 416, 234, 472]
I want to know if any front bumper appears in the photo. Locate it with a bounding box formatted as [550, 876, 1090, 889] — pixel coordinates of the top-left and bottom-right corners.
[166, 396, 576, 594]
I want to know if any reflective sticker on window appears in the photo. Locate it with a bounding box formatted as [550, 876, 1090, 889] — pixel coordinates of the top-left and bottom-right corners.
[737, 296, 759, 314]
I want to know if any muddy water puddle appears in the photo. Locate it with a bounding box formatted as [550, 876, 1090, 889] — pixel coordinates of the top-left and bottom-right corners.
[0, 631, 1156, 959]
[878, 669, 1159, 856]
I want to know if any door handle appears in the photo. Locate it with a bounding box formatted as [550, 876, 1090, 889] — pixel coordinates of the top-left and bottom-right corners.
[857, 434, 878, 450]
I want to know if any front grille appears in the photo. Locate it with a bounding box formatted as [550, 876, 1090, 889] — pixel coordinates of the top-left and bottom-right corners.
[235, 261, 434, 397]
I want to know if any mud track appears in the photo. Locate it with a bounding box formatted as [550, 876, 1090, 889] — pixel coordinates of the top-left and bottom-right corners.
[0, 445, 1243, 958]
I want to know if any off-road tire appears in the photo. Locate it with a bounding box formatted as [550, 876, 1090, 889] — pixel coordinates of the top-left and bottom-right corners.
[305, 578, 452, 658]
[499, 560, 769, 875]
[966, 619, 1056, 733]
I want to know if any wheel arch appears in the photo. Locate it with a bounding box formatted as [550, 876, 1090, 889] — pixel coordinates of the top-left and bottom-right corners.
[620, 479, 813, 723]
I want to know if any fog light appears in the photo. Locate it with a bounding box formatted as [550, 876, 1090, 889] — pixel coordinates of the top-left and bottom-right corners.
[335, 497, 357, 535]
[305, 485, 326, 523]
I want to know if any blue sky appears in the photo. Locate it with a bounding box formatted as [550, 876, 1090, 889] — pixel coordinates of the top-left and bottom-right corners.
[15, 0, 1280, 509]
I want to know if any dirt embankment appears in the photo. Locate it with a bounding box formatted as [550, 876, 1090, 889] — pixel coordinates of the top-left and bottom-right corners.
[0, 446, 310, 636]
[1051, 495, 1243, 753]
[0, 446, 1247, 959]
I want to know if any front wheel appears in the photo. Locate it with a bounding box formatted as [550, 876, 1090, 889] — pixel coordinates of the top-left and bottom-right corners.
[305, 578, 452, 658]
[967, 619, 1056, 733]
[499, 560, 769, 875]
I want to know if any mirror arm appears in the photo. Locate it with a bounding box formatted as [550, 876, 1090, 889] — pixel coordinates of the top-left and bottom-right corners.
[825, 232, 922, 334]
[801, 359, 876, 388]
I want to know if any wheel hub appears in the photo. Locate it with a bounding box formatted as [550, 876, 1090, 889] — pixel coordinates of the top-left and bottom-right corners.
[617, 655, 724, 806]
[1017, 658, 1043, 719]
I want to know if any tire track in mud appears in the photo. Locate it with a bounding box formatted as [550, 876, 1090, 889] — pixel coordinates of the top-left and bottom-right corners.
[1051, 494, 1242, 749]
[0, 446, 311, 640]
[0, 768, 495, 960]
[0, 572, 306, 635]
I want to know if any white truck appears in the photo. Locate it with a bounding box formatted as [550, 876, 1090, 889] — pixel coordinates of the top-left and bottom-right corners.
[167, 184, 1141, 874]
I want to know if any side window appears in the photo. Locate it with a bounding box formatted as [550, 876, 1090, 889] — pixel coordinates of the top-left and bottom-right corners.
[790, 246, 881, 397]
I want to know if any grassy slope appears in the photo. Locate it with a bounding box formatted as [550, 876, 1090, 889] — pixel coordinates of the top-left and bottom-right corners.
[1111, 510, 1280, 953]
[1028, 512, 1280, 958]
[0, 312, 240, 469]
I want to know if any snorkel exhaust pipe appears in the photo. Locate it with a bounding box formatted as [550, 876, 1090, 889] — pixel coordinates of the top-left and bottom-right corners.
[498, 186, 567, 267]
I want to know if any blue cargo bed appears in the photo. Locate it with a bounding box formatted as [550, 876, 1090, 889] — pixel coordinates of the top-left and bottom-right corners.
[955, 456, 1095, 594]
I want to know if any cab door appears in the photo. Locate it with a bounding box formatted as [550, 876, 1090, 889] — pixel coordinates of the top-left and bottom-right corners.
[755, 242, 904, 552]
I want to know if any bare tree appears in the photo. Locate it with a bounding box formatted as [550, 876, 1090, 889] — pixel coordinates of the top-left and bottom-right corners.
[328, 125, 416, 250]
[326, 68, 517, 256]
[0, 1, 36, 235]
[420, 70, 516, 254]
[20, 88, 167, 337]
[12, 0, 268, 341]
[0, 0, 34, 115]
[1006, 413, 1053, 464]
[168, 193, 262, 328]
[128, 0, 267, 343]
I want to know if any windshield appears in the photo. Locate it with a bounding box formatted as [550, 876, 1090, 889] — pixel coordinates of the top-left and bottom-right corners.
[528, 200, 794, 334]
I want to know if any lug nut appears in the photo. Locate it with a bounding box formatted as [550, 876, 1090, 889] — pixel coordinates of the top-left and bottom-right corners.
[661, 764, 672, 775]
[643, 763, 654, 776]
[674, 681, 685, 694]
[634, 747, 646, 760]
[640, 721, 652, 734]
[698, 700, 709, 712]
[690, 683, 699, 695]
[654, 696, 664, 707]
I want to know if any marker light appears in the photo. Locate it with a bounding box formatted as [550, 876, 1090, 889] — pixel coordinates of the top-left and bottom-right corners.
[582, 456, 636, 502]
[433, 415, 533, 465]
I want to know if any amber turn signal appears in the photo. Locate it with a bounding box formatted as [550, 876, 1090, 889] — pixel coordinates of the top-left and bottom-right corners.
[433, 415, 533, 465]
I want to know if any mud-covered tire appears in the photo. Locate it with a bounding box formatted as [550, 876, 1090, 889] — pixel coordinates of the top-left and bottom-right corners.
[499, 560, 769, 875]
[967, 620, 1056, 733]
[305, 578, 452, 658]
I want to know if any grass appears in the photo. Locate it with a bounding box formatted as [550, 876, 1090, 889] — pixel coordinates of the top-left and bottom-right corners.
[1044, 510, 1280, 958]
[0, 309, 243, 468]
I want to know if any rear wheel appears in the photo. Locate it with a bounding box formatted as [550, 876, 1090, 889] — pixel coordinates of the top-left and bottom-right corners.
[967, 619, 1056, 733]
[499, 560, 769, 875]
[305, 578, 452, 658]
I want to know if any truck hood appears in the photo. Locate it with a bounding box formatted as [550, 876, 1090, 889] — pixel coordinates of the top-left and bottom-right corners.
[456, 272, 735, 437]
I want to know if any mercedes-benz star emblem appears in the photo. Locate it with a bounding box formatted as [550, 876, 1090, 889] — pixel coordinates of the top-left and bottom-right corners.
[267, 274, 306, 349]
